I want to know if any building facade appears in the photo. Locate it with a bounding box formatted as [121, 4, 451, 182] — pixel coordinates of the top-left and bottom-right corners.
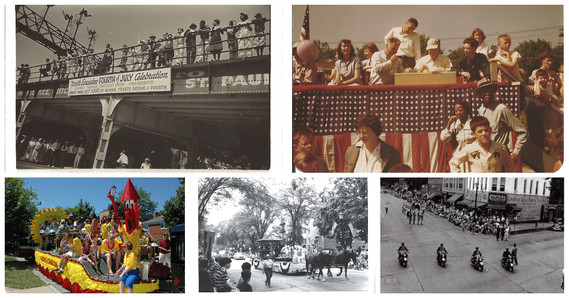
[442, 178, 550, 222]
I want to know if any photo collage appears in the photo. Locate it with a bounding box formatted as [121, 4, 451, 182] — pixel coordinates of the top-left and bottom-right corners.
[4, 2, 566, 295]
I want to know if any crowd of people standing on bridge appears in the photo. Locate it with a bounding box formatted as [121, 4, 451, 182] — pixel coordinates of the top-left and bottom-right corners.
[23, 12, 268, 82]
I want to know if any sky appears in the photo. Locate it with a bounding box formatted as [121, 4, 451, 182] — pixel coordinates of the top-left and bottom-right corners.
[15, 5, 271, 67]
[292, 5, 564, 53]
[206, 177, 334, 226]
[20, 177, 182, 215]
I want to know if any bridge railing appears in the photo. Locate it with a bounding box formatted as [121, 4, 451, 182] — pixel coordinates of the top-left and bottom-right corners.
[17, 19, 270, 84]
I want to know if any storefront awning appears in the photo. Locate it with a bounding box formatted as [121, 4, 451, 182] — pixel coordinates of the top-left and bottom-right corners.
[487, 203, 506, 210]
[457, 200, 469, 206]
[447, 193, 463, 203]
[472, 202, 487, 208]
[428, 192, 442, 200]
[506, 203, 522, 212]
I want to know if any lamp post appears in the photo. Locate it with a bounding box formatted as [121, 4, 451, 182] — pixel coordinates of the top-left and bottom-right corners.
[474, 182, 479, 222]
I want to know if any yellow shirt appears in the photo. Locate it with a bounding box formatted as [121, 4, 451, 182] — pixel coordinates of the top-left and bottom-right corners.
[140, 236, 148, 246]
[100, 223, 111, 240]
[123, 251, 139, 270]
[118, 224, 141, 257]
[100, 239, 120, 254]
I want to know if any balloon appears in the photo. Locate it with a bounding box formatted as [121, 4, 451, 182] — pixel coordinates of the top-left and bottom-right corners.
[296, 40, 318, 64]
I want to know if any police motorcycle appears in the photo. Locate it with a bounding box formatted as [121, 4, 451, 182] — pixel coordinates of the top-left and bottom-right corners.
[437, 251, 447, 267]
[501, 256, 514, 273]
[398, 251, 408, 267]
[470, 254, 484, 271]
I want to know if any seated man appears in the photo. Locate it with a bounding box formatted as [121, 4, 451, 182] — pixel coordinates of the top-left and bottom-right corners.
[471, 246, 482, 262]
[414, 38, 452, 73]
[501, 248, 511, 265]
[293, 43, 318, 85]
[451, 38, 490, 82]
[369, 37, 404, 85]
[397, 242, 409, 259]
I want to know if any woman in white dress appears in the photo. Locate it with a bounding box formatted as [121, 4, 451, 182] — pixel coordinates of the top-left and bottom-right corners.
[236, 12, 252, 58]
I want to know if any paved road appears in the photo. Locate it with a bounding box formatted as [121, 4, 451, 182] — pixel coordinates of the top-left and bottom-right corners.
[381, 192, 564, 293]
[225, 259, 369, 292]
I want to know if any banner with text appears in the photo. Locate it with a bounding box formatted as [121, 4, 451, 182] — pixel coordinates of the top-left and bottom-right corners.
[68, 68, 171, 96]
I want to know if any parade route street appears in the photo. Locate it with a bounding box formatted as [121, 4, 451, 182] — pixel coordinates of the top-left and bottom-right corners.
[380, 192, 564, 293]
[226, 259, 369, 292]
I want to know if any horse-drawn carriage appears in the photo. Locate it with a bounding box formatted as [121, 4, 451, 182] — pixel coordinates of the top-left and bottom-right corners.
[252, 237, 307, 274]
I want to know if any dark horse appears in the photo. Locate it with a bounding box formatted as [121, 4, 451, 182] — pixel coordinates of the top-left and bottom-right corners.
[306, 250, 335, 281]
[326, 249, 359, 279]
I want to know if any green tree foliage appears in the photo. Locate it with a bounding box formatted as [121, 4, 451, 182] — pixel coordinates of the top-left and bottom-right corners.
[447, 46, 465, 66]
[419, 33, 430, 57]
[279, 178, 318, 244]
[515, 39, 563, 81]
[64, 199, 95, 220]
[5, 178, 39, 248]
[161, 178, 185, 230]
[548, 178, 564, 205]
[198, 178, 260, 227]
[314, 39, 337, 60]
[314, 178, 368, 242]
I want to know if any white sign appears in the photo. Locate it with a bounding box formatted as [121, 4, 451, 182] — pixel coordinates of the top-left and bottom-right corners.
[68, 68, 171, 96]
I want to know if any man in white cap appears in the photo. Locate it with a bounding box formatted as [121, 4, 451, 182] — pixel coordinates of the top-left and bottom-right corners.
[414, 38, 452, 73]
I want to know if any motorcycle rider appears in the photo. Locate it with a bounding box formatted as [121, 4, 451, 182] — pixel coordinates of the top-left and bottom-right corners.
[436, 243, 447, 261]
[501, 248, 512, 266]
[471, 247, 482, 263]
[398, 242, 409, 261]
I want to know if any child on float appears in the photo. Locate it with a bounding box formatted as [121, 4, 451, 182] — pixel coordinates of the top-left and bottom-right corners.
[115, 241, 140, 293]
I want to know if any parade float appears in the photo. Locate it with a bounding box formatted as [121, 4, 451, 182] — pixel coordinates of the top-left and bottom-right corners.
[32, 180, 159, 293]
[253, 235, 307, 274]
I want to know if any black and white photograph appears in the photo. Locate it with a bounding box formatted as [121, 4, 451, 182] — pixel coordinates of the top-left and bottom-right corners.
[380, 177, 564, 293]
[198, 177, 369, 292]
[15, 5, 270, 170]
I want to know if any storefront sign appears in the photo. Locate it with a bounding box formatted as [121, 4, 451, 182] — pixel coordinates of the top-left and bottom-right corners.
[173, 72, 270, 93]
[488, 193, 507, 203]
[68, 68, 171, 96]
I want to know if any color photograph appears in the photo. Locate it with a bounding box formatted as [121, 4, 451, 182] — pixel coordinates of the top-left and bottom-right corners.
[292, 5, 563, 173]
[5, 177, 185, 293]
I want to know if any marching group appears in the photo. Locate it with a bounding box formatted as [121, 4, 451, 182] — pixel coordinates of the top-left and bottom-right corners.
[21, 12, 268, 82]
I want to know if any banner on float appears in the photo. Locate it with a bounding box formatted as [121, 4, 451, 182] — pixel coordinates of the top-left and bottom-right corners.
[68, 68, 171, 96]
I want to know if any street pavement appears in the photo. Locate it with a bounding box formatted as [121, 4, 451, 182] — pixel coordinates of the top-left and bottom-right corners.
[380, 192, 564, 293]
[226, 259, 369, 292]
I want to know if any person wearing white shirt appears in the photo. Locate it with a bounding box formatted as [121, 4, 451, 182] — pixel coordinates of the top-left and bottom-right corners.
[414, 38, 452, 73]
[471, 28, 491, 58]
[384, 17, 420, 69]
[369, 37, 404, 85]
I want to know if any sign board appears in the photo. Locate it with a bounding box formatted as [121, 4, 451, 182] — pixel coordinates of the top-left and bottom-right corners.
[173, 72, 270, 94]
[488, 193, 507, 203]
[68, 68, 171, 96]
